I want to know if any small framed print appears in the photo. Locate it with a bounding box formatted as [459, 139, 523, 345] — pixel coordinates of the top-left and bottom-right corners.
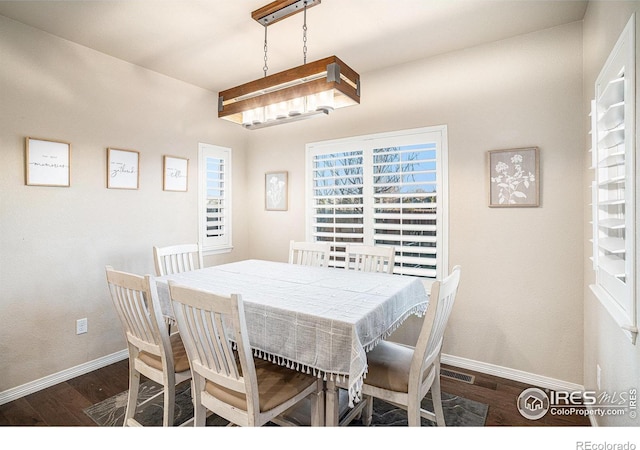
[107, 148, 139, 189]
[265, 171, 288, 211]
[25, 137, 70, 187]
[163, 155, 188, 192]
[488, 147, 539, 207]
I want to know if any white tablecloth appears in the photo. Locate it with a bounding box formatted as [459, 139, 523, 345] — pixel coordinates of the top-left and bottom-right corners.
[155, 259, 428, 405]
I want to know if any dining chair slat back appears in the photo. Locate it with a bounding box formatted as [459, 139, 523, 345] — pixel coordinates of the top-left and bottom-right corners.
[153, 244, 203, 276]
[345, 244, 395, 274]
[357, 265, 461, 427]
[168, 282, 324, 427]
[105, 266, 192, 427]
[288, 240, 331, 267]
[421, 266, 461, 369]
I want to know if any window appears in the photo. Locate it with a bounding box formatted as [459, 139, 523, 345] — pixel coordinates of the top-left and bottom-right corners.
[306, 126, 448, 279]
[590, 15, 637, 344]
[198, 143, 232, 254]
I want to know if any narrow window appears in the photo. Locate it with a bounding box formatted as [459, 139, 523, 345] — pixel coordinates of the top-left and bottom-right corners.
[198, 143, 232, 254]
[590, 15, 637, 343]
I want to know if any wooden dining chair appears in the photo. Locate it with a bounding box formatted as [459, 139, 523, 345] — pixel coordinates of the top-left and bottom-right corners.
[153, 243, 203, 276]
[356, 265, 461, 426]
[288, 240, 331, 267]
[105, 266, 192, 427]
[168, 282, 324, 427]
[344, 244, 395, 274]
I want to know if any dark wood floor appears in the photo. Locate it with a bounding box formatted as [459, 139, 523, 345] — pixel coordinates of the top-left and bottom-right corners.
[0, 360, 590, 426]
[438, 365, 590, 426]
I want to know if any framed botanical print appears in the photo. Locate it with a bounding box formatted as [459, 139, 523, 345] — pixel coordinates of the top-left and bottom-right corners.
[265, 171, 288, 211]
[488, 147, 539, 207]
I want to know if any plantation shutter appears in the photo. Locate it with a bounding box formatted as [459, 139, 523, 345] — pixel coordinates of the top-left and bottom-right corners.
[589, 15, 637, 343]
[199, 144, 232, 252]
[307, 126, 447, 278]
[372, 143, 438, 277]
[310, 149, 365, 267]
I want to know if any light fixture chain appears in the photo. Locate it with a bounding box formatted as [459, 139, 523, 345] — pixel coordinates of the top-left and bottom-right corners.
[263, 25, 268, 77]
[302, 1, 308, 64]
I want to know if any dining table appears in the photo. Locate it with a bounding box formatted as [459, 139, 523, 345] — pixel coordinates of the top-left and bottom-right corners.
[154, 259, 429, 426]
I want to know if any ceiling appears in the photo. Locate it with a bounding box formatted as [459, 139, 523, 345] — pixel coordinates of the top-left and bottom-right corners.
[0, 0, 588, 93]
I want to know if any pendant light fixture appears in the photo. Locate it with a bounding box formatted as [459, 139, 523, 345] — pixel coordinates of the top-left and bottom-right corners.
[218, 0, 360, 130]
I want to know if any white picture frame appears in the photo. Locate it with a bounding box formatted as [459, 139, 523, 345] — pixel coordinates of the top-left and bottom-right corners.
[265, 171, 288, 211]
[163, 155, 188, 192]
[488, 147, 540, 207]
[107, 148, 139, 190]
[25, 137, 70, 187]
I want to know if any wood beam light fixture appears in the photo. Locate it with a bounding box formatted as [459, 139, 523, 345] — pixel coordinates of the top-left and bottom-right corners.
[218, 0, 360, 130]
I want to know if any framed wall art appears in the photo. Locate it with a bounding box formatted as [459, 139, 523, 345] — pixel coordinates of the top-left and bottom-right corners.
[488, 147, 539, 207]
[163, 155, 188, 192]
[25, 137, 70, 187]
[265, 171, 288, 211]
[107, 148, 139, 189]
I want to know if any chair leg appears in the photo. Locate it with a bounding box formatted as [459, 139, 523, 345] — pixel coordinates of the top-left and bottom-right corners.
[193, 377, 207, 427]
[194, 401, 207, 426]
[431, 374, 446, 427]
[407, 402, 422, 427]
[162, 383, 176, 427]
[309, 381, 325, 426]
[324, 380, 339, 426]
[124, 364, 140, 427]
[363, 395, 374, 426]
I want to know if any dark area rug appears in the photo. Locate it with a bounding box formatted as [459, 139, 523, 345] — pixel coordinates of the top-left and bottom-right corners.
[84, 380, 488, 427]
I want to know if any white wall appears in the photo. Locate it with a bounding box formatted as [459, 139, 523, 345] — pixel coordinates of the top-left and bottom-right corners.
[0, 15, 249, 391]
[2, 8, 615, 402]
[582, 1, 640, 427]
[244, 22, 586, 385]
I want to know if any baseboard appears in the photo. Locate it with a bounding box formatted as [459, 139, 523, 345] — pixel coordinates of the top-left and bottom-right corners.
[0, 350, 128, 406]
[441, 353, 585, 392]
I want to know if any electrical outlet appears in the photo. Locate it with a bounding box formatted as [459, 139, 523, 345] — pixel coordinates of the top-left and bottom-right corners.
[596, 364, 602, 390]
[76, 318, 88, 335]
